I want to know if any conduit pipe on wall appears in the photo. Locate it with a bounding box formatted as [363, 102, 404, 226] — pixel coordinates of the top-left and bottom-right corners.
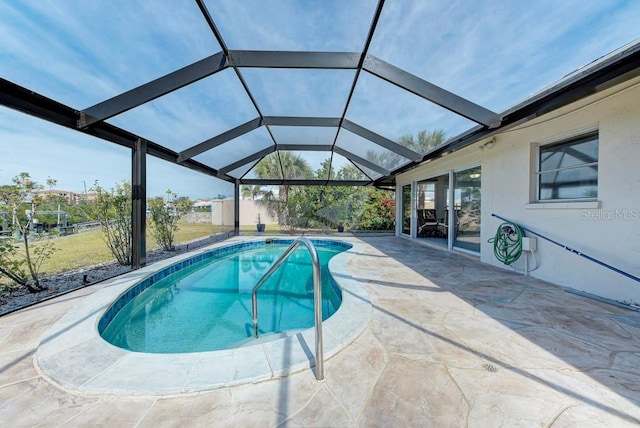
[491, 213, 640, 284]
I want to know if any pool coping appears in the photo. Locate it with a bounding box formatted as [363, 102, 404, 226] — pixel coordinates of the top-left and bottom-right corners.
[34, 236, 372, 396]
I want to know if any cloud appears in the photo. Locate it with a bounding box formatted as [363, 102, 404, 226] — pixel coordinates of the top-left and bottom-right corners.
[193, 127, 273, 170]
[2, 0, 640, 190]
[346, 71, 475, 142]
[108, 69, 258, 152]
[203, 0, 378, 51]
[147, 157, 233, 199]
[0, 0, 220, 107]
[368, 0, 640, 112]
[0, 104, 231, 200]
[0, 106, 130, 191]
[241, 68, 355, 117]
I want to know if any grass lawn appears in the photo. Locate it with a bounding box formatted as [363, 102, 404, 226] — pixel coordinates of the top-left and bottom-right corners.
[2, 220, 387, 285]
[40, 228, 113, 275]
[30, 219, 228, 277]
[239, 224, 281, 234]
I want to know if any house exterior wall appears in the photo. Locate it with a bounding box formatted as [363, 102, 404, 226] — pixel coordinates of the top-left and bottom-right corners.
[212, 199, 278, 226]
[187, 200, 278, 226]
[396, 75, 640, 304]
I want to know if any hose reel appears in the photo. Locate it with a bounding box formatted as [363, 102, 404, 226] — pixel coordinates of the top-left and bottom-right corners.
[489, 222, 524, 265]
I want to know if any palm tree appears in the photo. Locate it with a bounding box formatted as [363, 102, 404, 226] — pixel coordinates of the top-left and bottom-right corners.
[398, 129, 447, 154]
[46, 176, 57, 190]
[365, 148, 398, 171]
[241, 185, 264, 200]
[253, 152, 312, 229]
[336, 163, 365, 180]
[254, 153, 283, 180]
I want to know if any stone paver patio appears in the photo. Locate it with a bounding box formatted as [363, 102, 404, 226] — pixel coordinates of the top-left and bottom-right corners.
[1, 236, 639, 427]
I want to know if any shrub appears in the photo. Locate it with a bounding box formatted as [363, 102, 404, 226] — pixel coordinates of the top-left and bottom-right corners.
[148, 190, 191, 251]
[0, 173, 57, 292]
[92, 180, 132, 266]
[358, 189, 395, 231]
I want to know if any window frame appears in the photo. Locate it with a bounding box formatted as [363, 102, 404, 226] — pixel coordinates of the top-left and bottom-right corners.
[535, 131, 599, 202]
[416, 181, 436, 210]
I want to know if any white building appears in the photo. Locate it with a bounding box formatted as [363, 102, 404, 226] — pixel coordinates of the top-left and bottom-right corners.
[393, 43, 640, 305]
[187, 199, 277, 227]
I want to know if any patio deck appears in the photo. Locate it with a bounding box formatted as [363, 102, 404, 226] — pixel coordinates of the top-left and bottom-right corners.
[1, 236, 639, 426]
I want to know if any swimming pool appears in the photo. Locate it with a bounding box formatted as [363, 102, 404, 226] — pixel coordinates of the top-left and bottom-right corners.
[36, 237, 371, 395]
[99, 239, 348, 353]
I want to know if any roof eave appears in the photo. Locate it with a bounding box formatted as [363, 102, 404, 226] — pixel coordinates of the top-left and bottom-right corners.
[377, 38, 640, 188]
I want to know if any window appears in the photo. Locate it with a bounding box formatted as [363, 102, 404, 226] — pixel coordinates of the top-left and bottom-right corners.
[401, 184, 411, 235]
[416, 181, 435, 209]
[537, 132, 598, 201]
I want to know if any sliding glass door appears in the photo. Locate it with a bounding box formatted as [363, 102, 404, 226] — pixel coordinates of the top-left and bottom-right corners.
[416, 175, 449, 246]
[401, 184, 411, 235]
[453, 166, 481, 252]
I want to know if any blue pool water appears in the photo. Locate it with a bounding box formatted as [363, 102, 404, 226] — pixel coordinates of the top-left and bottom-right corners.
[99, 240, 349, 353]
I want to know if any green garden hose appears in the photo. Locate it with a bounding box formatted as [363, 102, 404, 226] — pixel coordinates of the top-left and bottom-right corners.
[489, 222, 524, 265]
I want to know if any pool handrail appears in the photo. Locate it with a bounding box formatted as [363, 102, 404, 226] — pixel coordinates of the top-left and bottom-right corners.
[251, 237, 324, 381]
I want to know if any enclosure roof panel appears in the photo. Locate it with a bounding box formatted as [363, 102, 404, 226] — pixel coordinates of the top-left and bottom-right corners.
[1, 1, 639, 189]
[368, 0, 640, 113]
[107, 70, 257, 152]
[201, 0, 378, 52]
[0, 1, 221, 108]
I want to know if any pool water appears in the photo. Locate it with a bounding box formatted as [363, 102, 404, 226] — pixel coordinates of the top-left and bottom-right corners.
[100, 243, 345, 353]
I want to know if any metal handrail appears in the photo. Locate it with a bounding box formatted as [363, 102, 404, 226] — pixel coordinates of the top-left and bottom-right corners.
[251, 237, 324, 381]
[492, 213, 640, 284]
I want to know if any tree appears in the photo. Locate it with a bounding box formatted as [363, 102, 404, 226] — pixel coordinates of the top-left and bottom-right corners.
[148, 190, 192, 251]
[92, 180, 132, 266]
[0, 173, 57, 292]
[46, 176, 57, 190]
[398, 129, 447, 154]
[358, 188, 395, 230]
[336, 163, 365, 180]
[364, 129, 447, 174]
[0, 239, 28, 286]
[249, 153, 398, 232]
[241, 185, 265, 200]
[254, 153, 313, 230]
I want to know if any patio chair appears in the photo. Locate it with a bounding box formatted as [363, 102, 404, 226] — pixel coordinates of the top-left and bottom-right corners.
[437, 209, 459, 238]
[417, 209, 438, 237]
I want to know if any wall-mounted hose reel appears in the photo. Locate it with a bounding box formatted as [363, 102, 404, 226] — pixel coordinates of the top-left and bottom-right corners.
[489, 221, 537, 275]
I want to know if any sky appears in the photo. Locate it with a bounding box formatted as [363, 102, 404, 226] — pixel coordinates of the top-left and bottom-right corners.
[1, 0, 639, 198]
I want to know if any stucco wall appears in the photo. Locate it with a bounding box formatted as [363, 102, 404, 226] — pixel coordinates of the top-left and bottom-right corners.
[396, 75, 640, 303]
[187, 200, 277, 226]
